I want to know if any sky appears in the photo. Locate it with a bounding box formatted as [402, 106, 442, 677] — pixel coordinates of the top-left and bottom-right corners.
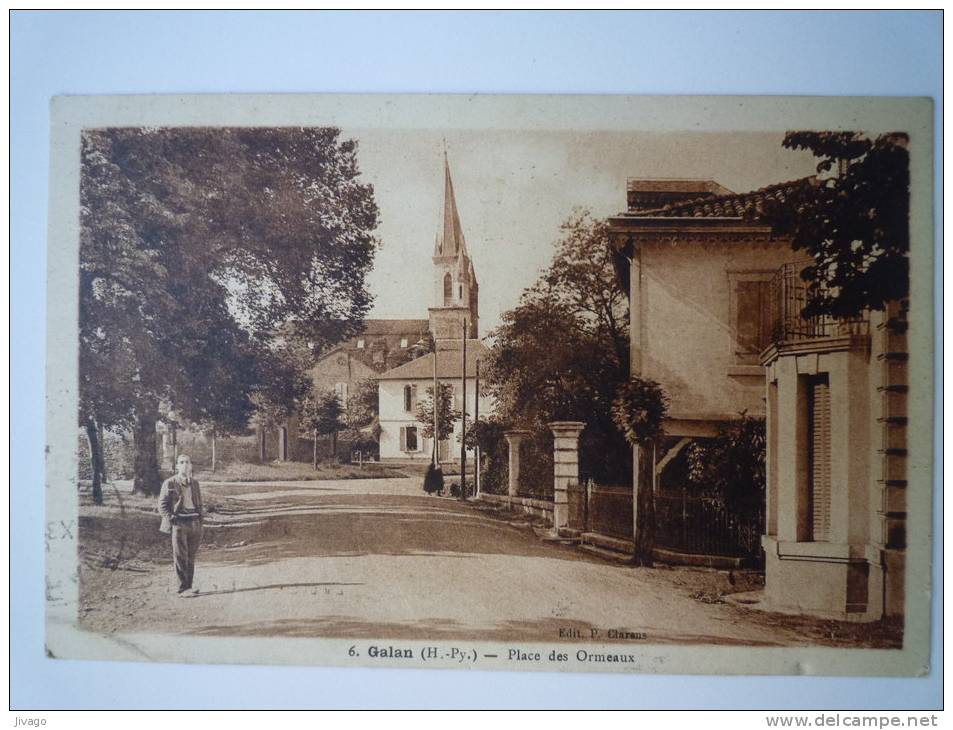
[346, 128, 821, 336]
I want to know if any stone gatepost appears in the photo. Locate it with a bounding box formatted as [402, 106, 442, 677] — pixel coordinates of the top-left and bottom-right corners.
[548, 421, 586, 531]
[503, 430, 531, 503]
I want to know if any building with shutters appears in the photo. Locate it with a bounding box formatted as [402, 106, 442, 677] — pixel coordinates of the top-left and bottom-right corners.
[271, 153, 485, 463]
[609, 177, 907, 622]
[759, 278, 908, 622]
[607, 178, 811, 461]
[375, 153, 490, 461]
[377, 341, 491, 461]
[307, 319, 432, 413]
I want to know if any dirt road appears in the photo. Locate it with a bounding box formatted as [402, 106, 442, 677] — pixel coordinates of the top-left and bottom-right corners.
[77, 477, 899, 648]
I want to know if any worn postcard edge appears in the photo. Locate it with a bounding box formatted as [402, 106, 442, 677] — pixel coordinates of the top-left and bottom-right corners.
[44, 93, 935, 676]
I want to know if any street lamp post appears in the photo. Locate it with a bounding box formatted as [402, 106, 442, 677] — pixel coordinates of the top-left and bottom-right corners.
[432, 339, 439, 466]
[474, 358, 480, 498]
[460, 318, 467, 501]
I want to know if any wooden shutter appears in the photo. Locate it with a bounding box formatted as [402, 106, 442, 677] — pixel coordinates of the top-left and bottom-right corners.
[808, 375, 832, 542]
[400, 426, 407, 452]
[411, 384, 418, 411]
[735, 280, 762, 355]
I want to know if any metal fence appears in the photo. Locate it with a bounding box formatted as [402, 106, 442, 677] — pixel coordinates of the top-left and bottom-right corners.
[568, 479, 763, 563]
[587, 484, 634, 540]
[766, 263, 868, 346]
[654, 491, 764, 563]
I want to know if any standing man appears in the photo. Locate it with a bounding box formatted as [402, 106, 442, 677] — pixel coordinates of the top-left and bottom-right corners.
[158, 453, 204, 596]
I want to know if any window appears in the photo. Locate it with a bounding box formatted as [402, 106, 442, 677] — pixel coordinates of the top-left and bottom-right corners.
[443, 273, 453, 304]
[728, 271, 774, 365]
[400, 337, 408, 349]
[356, 338, 365, 349]
[458, 284, 463, 300]
[401, 426, 419, 452]
[807, 374, 832, 542]
[403, 384, 417, 413]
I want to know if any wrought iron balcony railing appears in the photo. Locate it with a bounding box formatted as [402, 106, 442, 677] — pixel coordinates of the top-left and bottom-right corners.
[765, 263, 869, 348]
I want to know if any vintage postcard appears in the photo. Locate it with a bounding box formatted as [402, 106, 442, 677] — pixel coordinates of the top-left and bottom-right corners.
[45, 94, 934, 675]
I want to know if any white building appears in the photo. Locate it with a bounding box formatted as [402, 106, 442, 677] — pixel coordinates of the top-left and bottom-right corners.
[377, 344, 491, 461]
[376, 153, 492, 461]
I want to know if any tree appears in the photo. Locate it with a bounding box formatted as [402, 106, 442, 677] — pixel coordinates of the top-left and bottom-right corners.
[611, 377, 669, 566]
[79, 308, 138, 503]
[301, 391, 344, 467]
[462, 416, 509, 495]
[686, 414, 766, 513]
[328, 378, 379, 461]
[416, 383, 459, 442]
[483, 211, 631, 486]
[80, 127, 379, 494]
[763, 132, 909, 318]
[345, 378, 380, 431]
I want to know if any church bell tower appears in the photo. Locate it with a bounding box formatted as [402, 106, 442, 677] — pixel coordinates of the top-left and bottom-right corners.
[428, 152, 479, 343]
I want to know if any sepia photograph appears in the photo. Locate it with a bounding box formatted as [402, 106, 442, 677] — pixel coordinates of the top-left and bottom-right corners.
[43, 94, 933, 678]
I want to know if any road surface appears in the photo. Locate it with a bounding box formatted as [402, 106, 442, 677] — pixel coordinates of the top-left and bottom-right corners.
[77, 476, 894, 648]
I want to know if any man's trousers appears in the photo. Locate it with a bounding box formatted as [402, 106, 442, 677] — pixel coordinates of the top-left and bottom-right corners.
[171, 518, 202, 591]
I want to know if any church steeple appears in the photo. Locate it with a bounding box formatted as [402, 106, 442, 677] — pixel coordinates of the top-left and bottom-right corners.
[434, 151, 468, 258]
[429, 151, 479, 341]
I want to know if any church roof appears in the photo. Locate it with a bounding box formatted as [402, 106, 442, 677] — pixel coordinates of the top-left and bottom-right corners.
[433, 153, 469, 258]
[376, 340, 490, 380]
[359, 319, 430, 336]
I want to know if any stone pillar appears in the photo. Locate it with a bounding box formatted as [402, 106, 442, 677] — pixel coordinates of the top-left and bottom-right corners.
[503, 430, 530, 501]
[549, 421, 585, 531]
[161, 430, 174, 471]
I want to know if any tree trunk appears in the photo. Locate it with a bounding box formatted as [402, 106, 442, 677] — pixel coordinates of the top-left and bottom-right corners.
[313, 429, 318, 471]
[132, 401, 162, 495]
[211, 429, 217, 473]
[331, 430, 337, 459]
[84, 417, 104, 505]
[258, 427, 266, 463]
[97, 420, 108, 483]
[631, 442, 656, 566]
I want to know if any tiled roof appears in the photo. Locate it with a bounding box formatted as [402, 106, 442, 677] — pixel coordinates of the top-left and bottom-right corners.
[360, 319, 430, 336]
[377, 340, 490, 380]
[627, 177, 816, 219]
[626, 178, 733, 195]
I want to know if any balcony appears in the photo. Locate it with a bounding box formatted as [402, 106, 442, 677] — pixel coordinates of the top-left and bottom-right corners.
[760, 263, 869, 362]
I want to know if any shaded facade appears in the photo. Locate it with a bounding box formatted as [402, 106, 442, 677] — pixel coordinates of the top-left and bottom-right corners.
[759, 279, 908, 621]
[609, 177, 906, 621]
[609, 177, 809, 435]
[608, 178, 806, 563]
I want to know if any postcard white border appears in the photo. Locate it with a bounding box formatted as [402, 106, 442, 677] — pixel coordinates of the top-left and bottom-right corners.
[44, 93, 935, 680]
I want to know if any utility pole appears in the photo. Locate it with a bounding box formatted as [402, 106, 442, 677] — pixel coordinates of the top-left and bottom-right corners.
[432, 339, 439, 467]
[460, 318, 467, 501]
[474, 358, 481, 498]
